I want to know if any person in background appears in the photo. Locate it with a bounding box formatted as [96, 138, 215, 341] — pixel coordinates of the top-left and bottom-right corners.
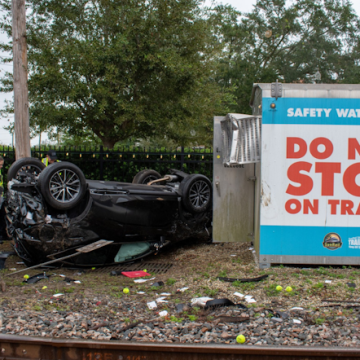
[42, 150, 59, 166]
[0, 156, 4, 203]
[0, 157, 6, 242]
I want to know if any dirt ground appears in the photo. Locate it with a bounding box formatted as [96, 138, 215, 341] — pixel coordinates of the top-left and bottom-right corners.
[0, 238, 359, 317]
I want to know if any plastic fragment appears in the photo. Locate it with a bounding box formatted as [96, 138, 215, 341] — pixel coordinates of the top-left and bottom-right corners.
[156, 297, 168, 303]
[52, 293, 64, 298]
[234, 292, 245, 298]
[159, 310, 168, 317]
[176, 287, 189, 293]
[147, 301, 157, 310]
[191, 297, 214, 307]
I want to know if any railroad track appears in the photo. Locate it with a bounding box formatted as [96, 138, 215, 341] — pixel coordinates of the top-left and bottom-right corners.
[0, 335, 359, 360]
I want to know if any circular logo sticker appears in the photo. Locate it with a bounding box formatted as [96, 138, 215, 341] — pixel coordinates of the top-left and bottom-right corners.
[323, 233, 342, 250]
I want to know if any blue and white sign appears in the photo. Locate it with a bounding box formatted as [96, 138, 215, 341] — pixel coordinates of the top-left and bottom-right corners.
[260, 97, 360, 258]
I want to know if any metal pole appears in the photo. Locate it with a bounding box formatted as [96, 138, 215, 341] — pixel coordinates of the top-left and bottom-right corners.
[12, 0, 31, 160]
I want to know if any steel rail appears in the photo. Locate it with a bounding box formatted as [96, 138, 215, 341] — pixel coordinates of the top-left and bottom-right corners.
[0, 334, 360, 360]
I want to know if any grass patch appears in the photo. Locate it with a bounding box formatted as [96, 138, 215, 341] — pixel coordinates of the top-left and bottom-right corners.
[166, 278, 176, 286]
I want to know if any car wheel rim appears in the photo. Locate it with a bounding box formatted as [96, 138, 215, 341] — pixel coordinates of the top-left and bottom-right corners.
[16, 165, 43, 179]
[189, 180, 210, 209]
[49, 169, 81, 203]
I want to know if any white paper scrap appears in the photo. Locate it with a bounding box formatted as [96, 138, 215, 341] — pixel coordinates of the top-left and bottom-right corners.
[156, 297, 168, 303]
[159, 310, 168, 317]
[244, 295, 256, 303]
[230, 254, 237, 257]
[74, 280, 81, 284]
[59, 274, 66, 278]
[177, 287, 189, 292]
[234, 292, 245, 298]
[246, 298, 256, 303]
[293, 319, 302, 324]
[249, 247, 254, 250]
[134, 279, 148, 283]
[160, 293, 171, 296]
[325, 280, 332, 284]
[290, 307, 304, 311]
[137, 291, 145, 295]
[147, 301, 157, 310]
[191, 297, 213, 307]
[52, 293, 64, 298]
[134, 277, 156, 283]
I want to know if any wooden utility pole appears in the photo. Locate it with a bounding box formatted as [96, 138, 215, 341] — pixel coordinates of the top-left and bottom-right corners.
[12, 0, 30, 159]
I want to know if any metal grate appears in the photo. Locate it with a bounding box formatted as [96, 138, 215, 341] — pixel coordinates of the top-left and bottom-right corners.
[95, 262, 173, 274]
[221, 114, 261, 166]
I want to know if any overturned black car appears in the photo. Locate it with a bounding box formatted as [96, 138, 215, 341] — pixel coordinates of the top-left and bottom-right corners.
[5, 158, 212, 267]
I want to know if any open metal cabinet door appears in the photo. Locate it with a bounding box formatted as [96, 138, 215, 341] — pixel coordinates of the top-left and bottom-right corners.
[213, 114, 261, 243]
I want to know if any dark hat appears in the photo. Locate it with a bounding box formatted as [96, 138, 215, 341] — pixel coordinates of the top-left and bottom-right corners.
[47, 150, 57, 160]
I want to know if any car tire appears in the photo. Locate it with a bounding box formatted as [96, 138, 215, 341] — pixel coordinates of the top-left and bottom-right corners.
[38, 162, 87, 210]
[180, 174, 212, 214]
[132, 169, 165, 185]
[7, 157, 46, 181]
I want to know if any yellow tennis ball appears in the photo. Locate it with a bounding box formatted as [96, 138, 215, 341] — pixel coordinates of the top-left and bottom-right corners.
[236, 334, 246, 344]
[143, 269, 147, 273]
[42, 286, 47, 290]
[123, 288, 129, 294]
[276, 285, 283, 291]
[23, 274, 29, 280]
[91, 267, 96, 270]
[286, 286, 293, 292]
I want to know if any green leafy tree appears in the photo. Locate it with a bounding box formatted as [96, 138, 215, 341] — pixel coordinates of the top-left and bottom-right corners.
[212, 0, 360, 114]
[0, 0, 232, 148]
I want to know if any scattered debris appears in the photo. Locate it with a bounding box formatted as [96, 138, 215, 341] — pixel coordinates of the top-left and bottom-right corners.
[155, 297, 168, 303]
[244, 295, 256, 303]
[234, 292, 245, 298]
[175, 303, 189, 313]
[134, 277, 155, 283]
[176, 287, 189, 293]
[121, 271, 151, 278]
[191, 297, 214, 307]
[147, 301, 157, 310]
[51, 293, 64, 298]
[325, 280, 332, 284]
[218, 275, 268, 283]
[0, 251, 16, 270]
[23, 273, 50, 284]
[204, 298, 247, 310]
[347, 282, 356, 288]
[158, 310, 168, 317]
[151, 281, 164, 287]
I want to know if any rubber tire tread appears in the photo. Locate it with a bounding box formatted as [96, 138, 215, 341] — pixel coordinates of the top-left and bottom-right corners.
[132, 169, 165, 185]
[7, 157, 45, 181]
[180, 174, 212, 214]
[38, 162, 87, 210]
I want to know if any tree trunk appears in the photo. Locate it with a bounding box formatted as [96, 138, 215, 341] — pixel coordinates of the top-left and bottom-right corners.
[102, 138, 117, 149]
[12, 0, 30, 160]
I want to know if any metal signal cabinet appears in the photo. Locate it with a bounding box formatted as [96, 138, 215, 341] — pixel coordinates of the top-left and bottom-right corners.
[214, 83, 360, 268]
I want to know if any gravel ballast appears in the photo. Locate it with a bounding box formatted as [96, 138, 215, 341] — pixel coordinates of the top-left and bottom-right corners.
[0, 241, 359, 347]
